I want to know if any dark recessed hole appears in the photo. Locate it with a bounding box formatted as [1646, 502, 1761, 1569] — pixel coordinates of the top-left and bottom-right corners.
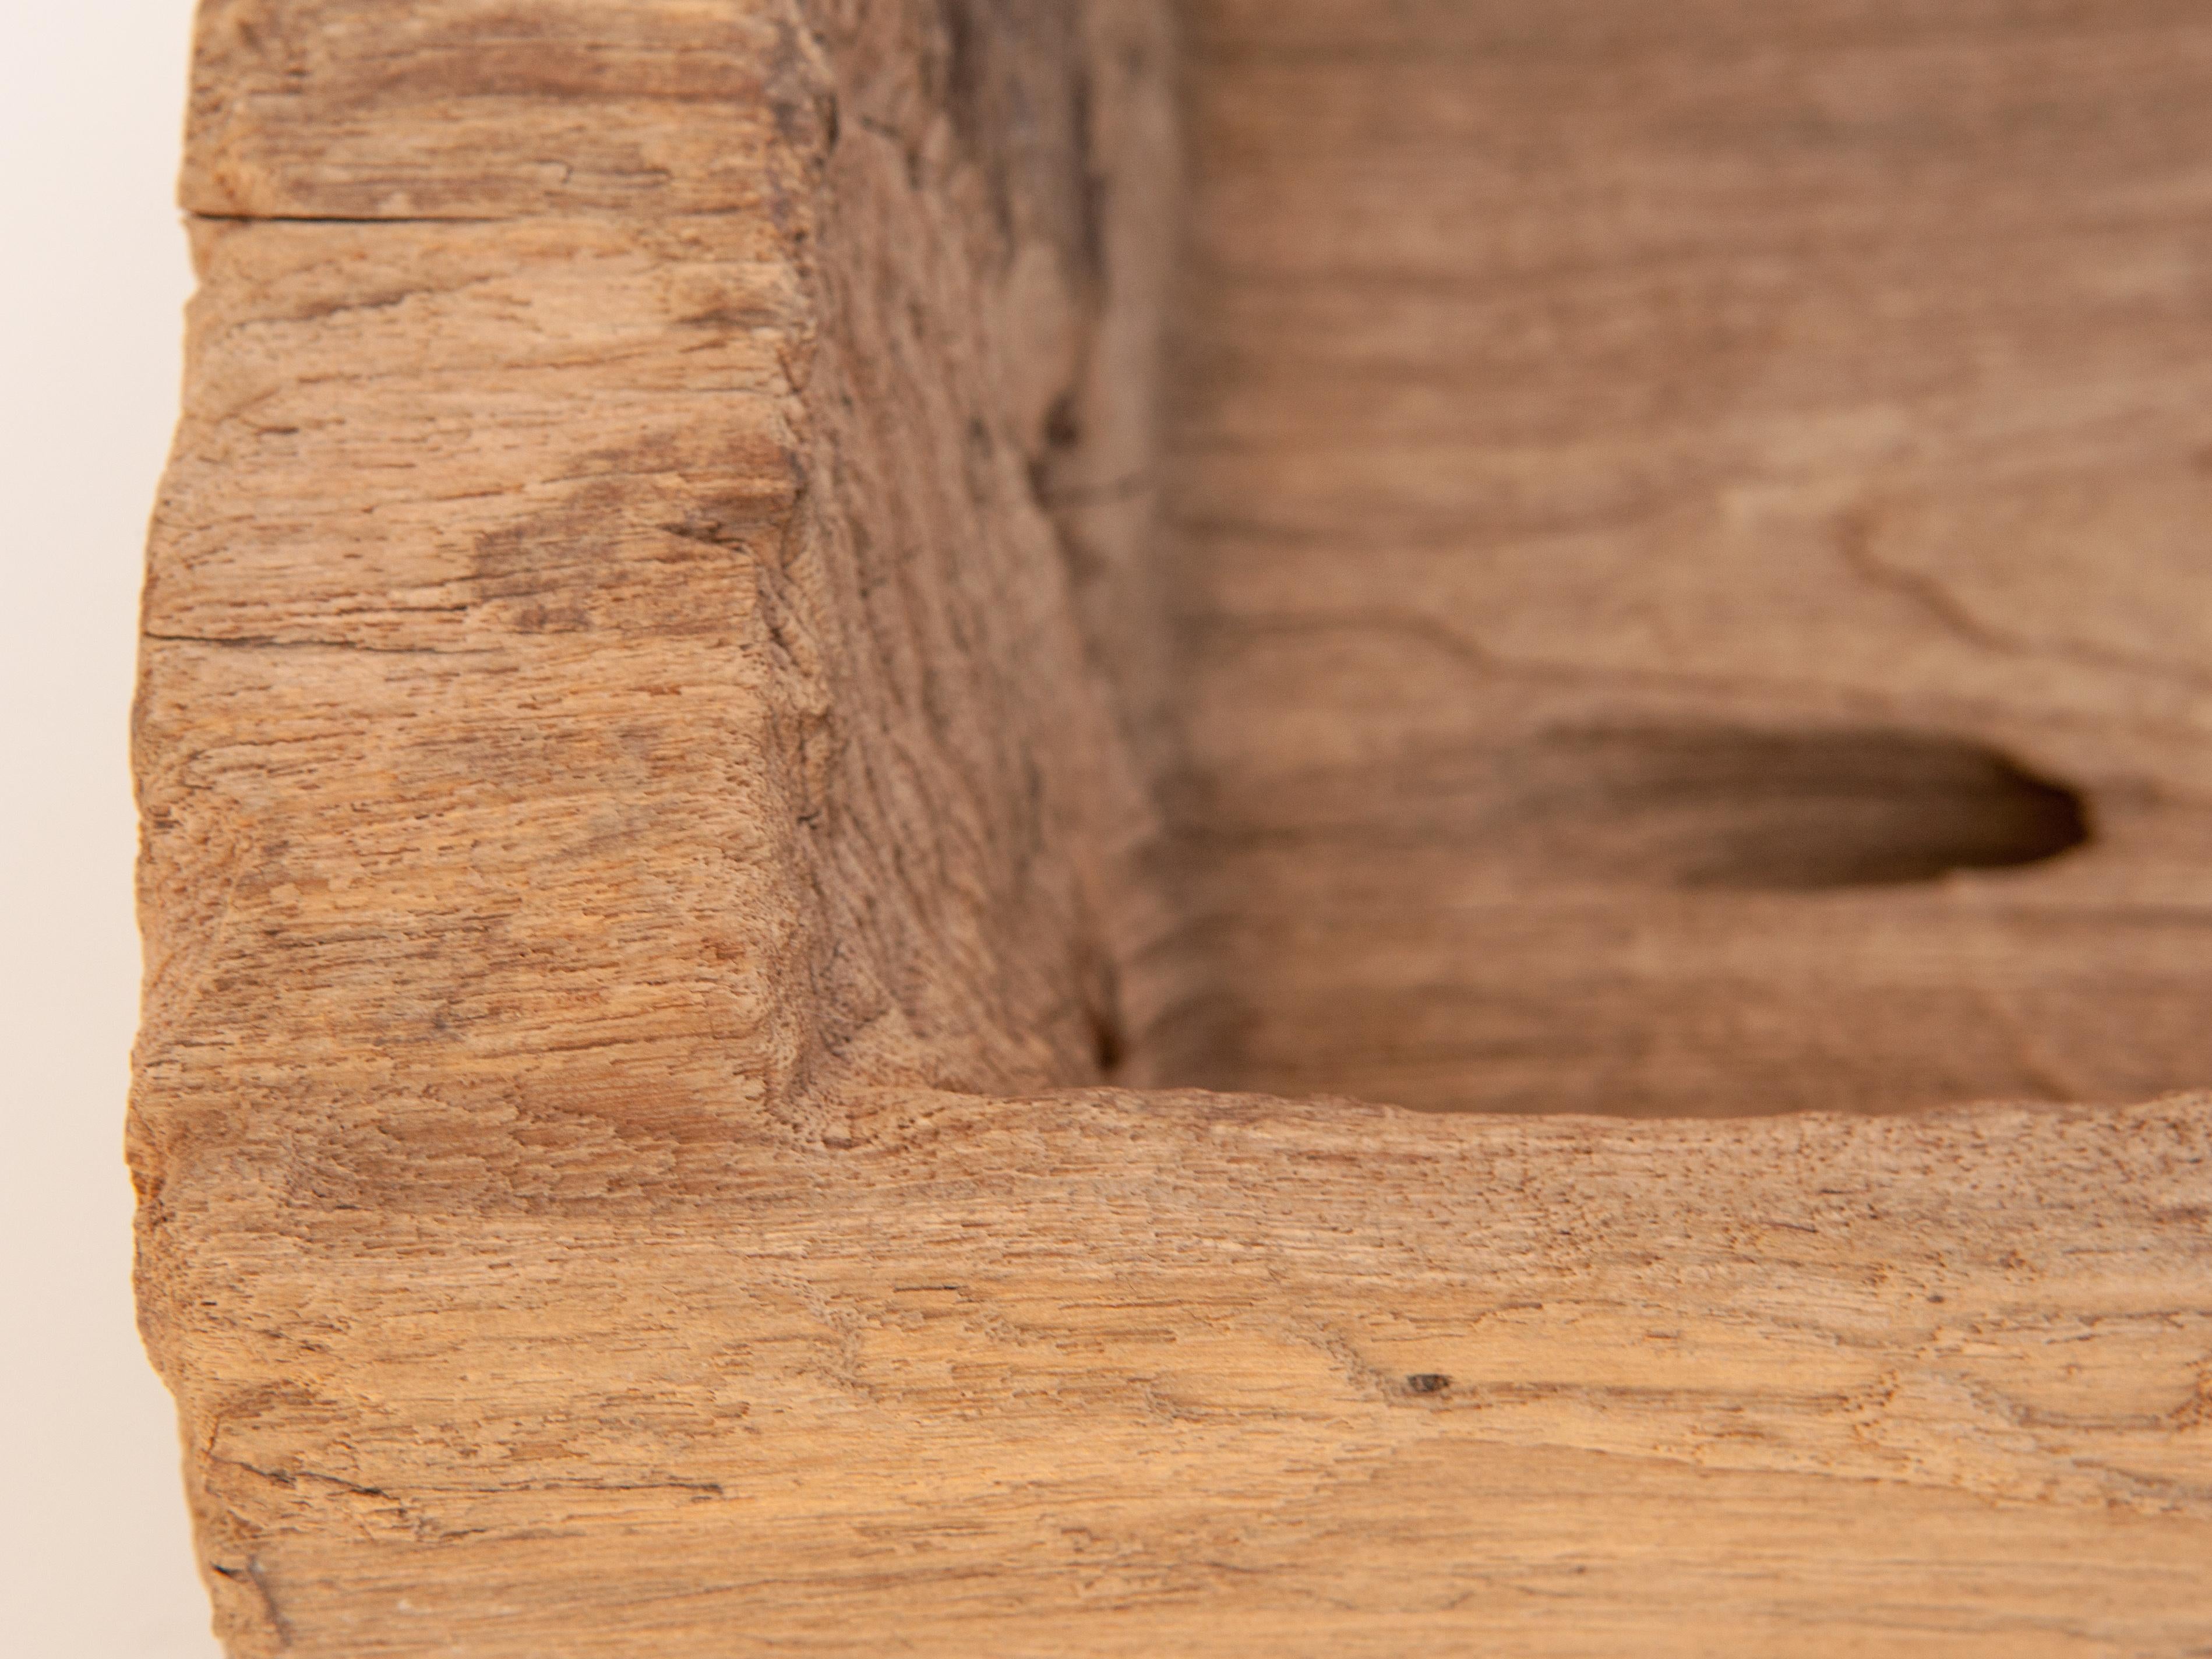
[1092, 1007, 1127, 1075]
[1525, 724, 2092, 891]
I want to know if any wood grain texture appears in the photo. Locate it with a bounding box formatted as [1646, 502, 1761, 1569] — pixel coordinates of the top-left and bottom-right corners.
[135, 1, 2212, 1653]
[147, 1090, 2212, 1657]
[1166, 0, 2212, 1113]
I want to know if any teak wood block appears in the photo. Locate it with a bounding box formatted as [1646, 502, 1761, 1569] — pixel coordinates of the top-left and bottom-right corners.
[136, 3, 2212, 1654]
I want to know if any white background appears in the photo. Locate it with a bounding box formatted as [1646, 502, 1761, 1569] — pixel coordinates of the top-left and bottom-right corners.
[1, 0, 225, 1651]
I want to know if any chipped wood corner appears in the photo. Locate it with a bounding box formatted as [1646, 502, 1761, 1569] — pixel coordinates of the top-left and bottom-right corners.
[136, 3, 2212, 1654]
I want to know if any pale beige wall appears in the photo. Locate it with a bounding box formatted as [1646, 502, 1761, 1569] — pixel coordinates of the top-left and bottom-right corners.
[0, 2, 221, 1652]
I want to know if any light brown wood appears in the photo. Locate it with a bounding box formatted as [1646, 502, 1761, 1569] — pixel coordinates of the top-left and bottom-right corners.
[135, 2, 2212, 1654]
[149, 1089, 2212, 1657]
[1165, 0, 2212, 1114]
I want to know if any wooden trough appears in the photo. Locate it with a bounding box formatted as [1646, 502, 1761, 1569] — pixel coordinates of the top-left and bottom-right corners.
[135, 2, 2212, 1651]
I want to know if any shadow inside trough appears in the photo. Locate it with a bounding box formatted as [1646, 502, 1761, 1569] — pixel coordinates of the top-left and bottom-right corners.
[1519, 725, 2092, 892]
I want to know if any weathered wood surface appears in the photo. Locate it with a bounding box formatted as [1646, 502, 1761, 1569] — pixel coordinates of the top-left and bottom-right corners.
[136, 1, 2212, 1654]
[1167, 0, 2212, 1114]
[151, 1091, 2212, 1656]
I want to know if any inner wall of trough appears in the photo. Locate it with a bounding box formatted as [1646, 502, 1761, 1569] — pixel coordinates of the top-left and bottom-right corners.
[1141, 0, 2212, 1116]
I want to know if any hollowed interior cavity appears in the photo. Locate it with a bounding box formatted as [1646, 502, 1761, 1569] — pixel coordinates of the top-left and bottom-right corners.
[1117, 1, 2212, 1117]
